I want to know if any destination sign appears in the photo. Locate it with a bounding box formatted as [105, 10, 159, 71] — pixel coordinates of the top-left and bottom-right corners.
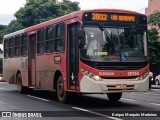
[92, 13, 107, 21]
[90, 13, 135, 22]
[111, 15, 135, 22]
[83, 12, 143, 23]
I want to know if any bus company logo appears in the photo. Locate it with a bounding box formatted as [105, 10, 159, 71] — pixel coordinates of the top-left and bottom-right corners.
[2, 112, 11, 117]
[128, 72, 139, 76]
[99, 72, 114, 76]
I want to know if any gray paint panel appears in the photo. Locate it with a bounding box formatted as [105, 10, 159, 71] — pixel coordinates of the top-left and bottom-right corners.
[3, 29, 25, 39]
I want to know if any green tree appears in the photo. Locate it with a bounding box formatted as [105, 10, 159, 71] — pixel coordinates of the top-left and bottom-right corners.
[149, 11, 160, 28]
[0, 25, 6, 31]
[3, 20, 24, 34]
[15, 0, 80, 27]
[148, 11, 160, 63]
[148, 28, 159, 42]
[0, 20, 23, 43]
[0, 0, 80, 43]
[0, 25, 6, 43]
[148, 28, 160, 63]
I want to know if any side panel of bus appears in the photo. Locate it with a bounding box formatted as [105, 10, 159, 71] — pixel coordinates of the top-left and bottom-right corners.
[3, 33, 29, 86]
[32, 23, 67, 90]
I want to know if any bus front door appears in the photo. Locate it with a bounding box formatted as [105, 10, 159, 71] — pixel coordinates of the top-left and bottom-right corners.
[67, 22, 79, 90]
[28, 34, 36, 86]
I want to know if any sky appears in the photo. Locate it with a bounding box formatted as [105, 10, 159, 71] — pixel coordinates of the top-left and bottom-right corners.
[0, 0, 148, 25]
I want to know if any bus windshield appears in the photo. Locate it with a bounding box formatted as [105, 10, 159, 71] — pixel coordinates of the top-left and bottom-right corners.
[81, 26, 148, 62]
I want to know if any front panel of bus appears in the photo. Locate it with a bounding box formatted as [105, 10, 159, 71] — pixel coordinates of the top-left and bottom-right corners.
[79, 12, 149, 93]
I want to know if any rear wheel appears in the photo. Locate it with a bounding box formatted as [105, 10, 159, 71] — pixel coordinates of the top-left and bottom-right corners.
[56, 76, 67, 102]
[17, 73, 26, 94]
[107, 93, 122, 102]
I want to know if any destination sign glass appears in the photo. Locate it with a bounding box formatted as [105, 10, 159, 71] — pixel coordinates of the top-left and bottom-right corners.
[92, 13, 107, 21]
[83, 12, 146, 23]
[110, 15, 135, 22]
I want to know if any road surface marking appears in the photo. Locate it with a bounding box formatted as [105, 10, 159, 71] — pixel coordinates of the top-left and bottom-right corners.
[121, 98, 137, 102]
[144, 93, 160, 96]
[27, 95, 50, 102]
[72, 107, 123, 120]
[151, 89, 160, 91]
[0, 88, 5, 91]
[122, 97, 160, 107]
[149, 103, 160, 106]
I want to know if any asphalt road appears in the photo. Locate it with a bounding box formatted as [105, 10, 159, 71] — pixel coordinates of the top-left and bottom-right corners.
[0, 82, 160, 120]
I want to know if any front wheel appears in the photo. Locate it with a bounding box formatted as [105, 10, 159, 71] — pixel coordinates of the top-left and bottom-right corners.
[56, 76, 67, 102]
[107, 92, 122, 102]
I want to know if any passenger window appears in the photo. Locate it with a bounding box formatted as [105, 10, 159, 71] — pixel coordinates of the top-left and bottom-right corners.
[55, 23, 65, 52]
[15, 35, 20, 57]
[21, 34, 27, 56]
[37, 28, 45, 54]
[9, 37, 15, 57]
[4, 39, 9, 58]
[46, 26, 54, 53]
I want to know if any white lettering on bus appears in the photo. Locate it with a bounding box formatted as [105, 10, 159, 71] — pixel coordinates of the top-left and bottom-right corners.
[128, 72, 139, 76]
[99, 72, 114, 76]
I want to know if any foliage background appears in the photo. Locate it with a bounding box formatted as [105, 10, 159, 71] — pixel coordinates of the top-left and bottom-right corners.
[0, 0, 80, 43]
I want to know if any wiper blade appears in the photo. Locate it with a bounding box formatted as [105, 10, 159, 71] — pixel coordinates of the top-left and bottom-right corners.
[99, 25, 112, 42]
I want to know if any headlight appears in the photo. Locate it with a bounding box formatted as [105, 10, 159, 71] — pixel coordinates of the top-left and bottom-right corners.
[150, 77, 154, 81]
[138, 71, 149, 80]
[81, 69, 102, 81]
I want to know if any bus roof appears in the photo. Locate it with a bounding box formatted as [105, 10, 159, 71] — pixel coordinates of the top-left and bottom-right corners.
[26, 9, 144, 32]
[3, 9, 144, 38]
[3, 29, 25, 39]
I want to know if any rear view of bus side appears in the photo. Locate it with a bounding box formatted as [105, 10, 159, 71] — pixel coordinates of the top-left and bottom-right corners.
[3, 9, 149, 102]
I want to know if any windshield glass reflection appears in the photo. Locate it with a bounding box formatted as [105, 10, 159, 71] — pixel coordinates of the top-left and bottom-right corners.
[81, 26, 147, 62]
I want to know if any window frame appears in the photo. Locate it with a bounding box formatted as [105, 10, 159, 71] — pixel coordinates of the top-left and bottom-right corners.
[37, 28, 45, 54]
[21, 33, 28, 57]
[54, 23, 65, 53]
[14, 35, 21, 57]
[4, 39, 9, 58]
[8, 37, 15, 58]
[45, 25, 54, 53]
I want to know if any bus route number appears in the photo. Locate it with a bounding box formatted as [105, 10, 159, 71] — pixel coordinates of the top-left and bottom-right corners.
[92, 13, 107, 21]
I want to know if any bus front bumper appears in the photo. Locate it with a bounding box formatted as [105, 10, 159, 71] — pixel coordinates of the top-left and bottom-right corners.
[80, 75, 149, 93]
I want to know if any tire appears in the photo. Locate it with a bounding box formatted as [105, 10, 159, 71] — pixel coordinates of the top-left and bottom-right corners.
[149, 82, 151, 89]
[155, 80, 159, 85]
[56, 76, 67, 102]
[107, 92, 122, 102]
[149, 78, 152, 89]
[16, 73, 26, 94]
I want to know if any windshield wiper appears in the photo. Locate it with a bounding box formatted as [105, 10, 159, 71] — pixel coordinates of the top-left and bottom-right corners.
[99, 25, 112, 42]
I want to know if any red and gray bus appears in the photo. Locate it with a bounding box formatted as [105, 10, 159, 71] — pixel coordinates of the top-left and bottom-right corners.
[3, 9, 149, 102]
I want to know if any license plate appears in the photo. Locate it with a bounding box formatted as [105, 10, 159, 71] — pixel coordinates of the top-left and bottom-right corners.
[116, 84, 127, 89]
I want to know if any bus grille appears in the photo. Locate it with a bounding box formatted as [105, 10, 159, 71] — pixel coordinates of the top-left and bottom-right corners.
[95, 65, 144, 70]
